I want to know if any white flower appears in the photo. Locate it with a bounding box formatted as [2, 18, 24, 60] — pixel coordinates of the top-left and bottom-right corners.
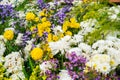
[49, 36, 71, 55]
[23, 39, 34, 59]
[58, 70, 72, 80]
[0, 56, 4, 63]
[5, 28, 15, 32]
[39, 61, 52, 72]
[68, 47, 82, 56]
[0, 43, 6, 56]
[18, 11, 25, 19]
[78, 43, 92, 54]
[70, 34, 83, 44]
[4, 52, 23, 74]
[15, 33, 23, 45]
[0, 35, 7, 43]
[10, 71, 25, 80]
[79, 19, 97, 35]
[99, 63, 111, 74]
[53, 25, 63, 35]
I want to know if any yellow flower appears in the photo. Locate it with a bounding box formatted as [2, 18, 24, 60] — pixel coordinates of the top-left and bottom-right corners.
[30, 26, 36, 31]
[52, 35, 58, 41]
[26, 12, 35, 21]
[3, 30, 14, 40]
[65, 31, 72, 36]
[45, 21, 51, 27]
[39, 11, 45, 17]
[62, 21, 70, 32]
[69, 17, 80, 28]
[70, 22, 80, 28]
[37, 24, 44, 37]
[45, 28, 51, 33]
[47, 33, 52, 42]
[41, 17, 47, 22]
[34, 17, 39, 22]
[70, 17, 76, 22]
[30, 48, 43, 60]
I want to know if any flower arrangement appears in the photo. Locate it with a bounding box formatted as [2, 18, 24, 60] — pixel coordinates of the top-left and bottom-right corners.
[0, 0, 120, 80]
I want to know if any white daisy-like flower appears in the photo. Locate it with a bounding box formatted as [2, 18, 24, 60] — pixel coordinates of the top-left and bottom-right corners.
[99, 63, 111, 74]
[4, 52, 23, 74]
[49, 36, 71, 55]
[58, 70, 72, 80]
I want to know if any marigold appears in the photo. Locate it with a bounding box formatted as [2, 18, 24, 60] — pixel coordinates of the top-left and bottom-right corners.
[3, 30, 14, 40]
[30, 48, 43, 60]
[26, 12, 35, 21]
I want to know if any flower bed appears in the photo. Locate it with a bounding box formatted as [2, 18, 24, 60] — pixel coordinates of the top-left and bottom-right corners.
[0, 0, 120, 80]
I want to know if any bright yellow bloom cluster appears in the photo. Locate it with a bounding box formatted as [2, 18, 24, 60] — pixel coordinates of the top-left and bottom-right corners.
[26, 12, 36, 21]
[30, 48, 43, 60]
[37, 17, 51, 37]
[3, 30, 14, 40]
[63, 18, 80, 32]
[47, 33, 63, 42]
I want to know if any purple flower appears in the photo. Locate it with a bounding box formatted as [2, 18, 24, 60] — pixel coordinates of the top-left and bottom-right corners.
[0, 4, 15, 23]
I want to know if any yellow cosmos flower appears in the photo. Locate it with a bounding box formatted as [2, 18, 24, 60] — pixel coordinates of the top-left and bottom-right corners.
[3, 30, 14, 40]
[30, 48, 43, 60]
[26, 12, 35, 21]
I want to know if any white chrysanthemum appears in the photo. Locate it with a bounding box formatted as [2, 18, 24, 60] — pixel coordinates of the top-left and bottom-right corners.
[58, 70, 72, 80]
[49, 36, 71, 55]
[78, 43, 92, 54]
[4, 52, 23, 74]
[15, 33, 23, 45]
[39, 61, 52, 72]
[10, 71, 25, 80]
[0, 43, 6, 56]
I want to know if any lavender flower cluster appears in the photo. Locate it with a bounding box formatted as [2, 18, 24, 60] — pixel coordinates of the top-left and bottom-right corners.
[37, 0, 50, 10]
[45, 59, 59, 80]
[64, 52, 87, 80]
[0, 4, 15, 23]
